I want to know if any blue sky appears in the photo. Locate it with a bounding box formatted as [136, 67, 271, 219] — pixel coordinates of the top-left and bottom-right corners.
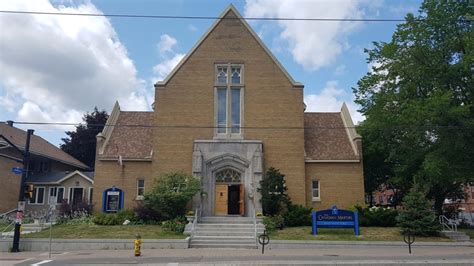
[0, 0, 421, 146]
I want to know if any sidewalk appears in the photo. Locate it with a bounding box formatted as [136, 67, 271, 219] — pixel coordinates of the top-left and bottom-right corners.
[2, 245, 474, 265]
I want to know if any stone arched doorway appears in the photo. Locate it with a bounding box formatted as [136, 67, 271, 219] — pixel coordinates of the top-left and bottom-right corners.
[214, 168, 244, 215]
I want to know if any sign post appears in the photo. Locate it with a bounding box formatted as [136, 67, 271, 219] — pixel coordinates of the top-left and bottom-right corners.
[312, 205, 360, 236]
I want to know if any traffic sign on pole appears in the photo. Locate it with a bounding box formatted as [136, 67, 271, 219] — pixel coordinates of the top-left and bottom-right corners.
[11, 167, 24, 175]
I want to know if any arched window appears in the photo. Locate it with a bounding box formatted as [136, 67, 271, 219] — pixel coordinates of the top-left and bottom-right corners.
[215, 168, 241, 183]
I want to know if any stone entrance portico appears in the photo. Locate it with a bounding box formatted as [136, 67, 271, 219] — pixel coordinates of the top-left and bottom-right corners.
[192, 140, 263, 217]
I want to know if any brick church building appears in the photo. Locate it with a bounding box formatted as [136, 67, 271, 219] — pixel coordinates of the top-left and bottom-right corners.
[92, 5, 364, 216]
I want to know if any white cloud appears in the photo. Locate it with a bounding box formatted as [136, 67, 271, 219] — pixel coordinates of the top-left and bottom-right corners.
[157, 34, 178, 54]
[304, 81, 364, 123]
[0, 0, 152, 128]
[188, 24, 198, 32]
[152, 54, 185, 82]
[151, 34, 185, 83]
[244, 0, 377, 70]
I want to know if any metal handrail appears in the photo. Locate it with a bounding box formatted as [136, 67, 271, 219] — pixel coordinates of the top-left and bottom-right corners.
[439, 215, 457, 232]
[0, 208, 18, 219]
[252, 201, 258, 248]
[1, 220, 15, 239]
[190, 205, 201, 241]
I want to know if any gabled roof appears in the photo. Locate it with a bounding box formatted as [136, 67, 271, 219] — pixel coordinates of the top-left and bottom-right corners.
[155, 4, 303, 88]
[98, 106, 153, 160]
[0, 123, 88, 169]
[304, 104, 361, 161]
[27, 170, 94, 184]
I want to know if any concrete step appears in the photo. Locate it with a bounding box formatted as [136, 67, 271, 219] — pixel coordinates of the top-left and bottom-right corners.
[193, 236, 255, 241]
[194, 231, 254, 236]
[440, 231, 471, 242]
[199, 217, 259, 224]
[191, 243, 258, 249]
[196, 223, 264, 229]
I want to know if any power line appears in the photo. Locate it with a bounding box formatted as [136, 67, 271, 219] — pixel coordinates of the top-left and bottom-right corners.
[1, 10, 468, 22]
[4, 121, 474, 131]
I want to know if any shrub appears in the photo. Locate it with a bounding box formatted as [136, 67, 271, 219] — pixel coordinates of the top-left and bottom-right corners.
[145, 172, 200, 220]
[56, 210, 93, 225]
[396, 189, 440, 236]
[93, 213, 121, 225]
[354, 205, 398, 227]
[161, 216, 186, 233]
[134, 202, 162, 223]
[117, 209, 137, 224]
[258, 168, 290, 216]
[283, 204, 312, 227]
[58, 199, 93, 217]
[262, 216, 276, 232]
[262, 215, 285, 232]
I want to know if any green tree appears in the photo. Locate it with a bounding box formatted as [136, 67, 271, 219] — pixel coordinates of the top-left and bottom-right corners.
[258, 167, 290, 216]
[396, 188, 440, 236]
[145, 172, 200, 220]
[60, 107, 108, 168]
[354, 0, 474, 213]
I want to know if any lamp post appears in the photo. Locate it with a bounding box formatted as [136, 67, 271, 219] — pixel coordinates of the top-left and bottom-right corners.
[11, 129, 34, 252]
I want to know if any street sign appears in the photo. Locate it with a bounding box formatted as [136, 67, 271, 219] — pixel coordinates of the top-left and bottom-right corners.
[11, 167, 24, 175]
[17, 201, 26, 211]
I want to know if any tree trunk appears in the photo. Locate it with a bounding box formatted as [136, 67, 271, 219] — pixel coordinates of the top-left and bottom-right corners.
[434, 195, 445, 216]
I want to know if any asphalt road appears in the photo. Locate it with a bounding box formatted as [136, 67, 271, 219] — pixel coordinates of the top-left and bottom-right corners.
[2, 246, 474, 265]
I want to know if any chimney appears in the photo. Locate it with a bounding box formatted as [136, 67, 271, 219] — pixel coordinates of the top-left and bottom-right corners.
[6, 120, 13, 127]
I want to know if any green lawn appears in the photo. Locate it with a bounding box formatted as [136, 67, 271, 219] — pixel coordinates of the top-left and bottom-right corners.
[269, 226, 452, 242]
[24, 224, 186, 239]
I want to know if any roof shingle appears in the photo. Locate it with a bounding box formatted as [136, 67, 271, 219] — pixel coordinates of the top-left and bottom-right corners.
[304, 112, 359, 161]
[100, 111, 153, 159]
[0, 123, 88, 169]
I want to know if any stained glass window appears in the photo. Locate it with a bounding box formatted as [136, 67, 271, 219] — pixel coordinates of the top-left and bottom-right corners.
[215, 169, 241, 183]
[217, 67, 227, 83]
[231, 67, 241, 84]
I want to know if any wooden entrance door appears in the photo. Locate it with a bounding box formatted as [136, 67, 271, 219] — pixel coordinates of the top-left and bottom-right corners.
[239, 184, 245, 215]
[215, 184, 228, 215]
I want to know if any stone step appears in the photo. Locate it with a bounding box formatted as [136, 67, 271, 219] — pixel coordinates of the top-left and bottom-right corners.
[193, 236, 255, 243]
[194, 231, 255, 237]
[440, 231, 471, 242]
[191, 243, 258, 249]
[196, 223, 264, 229]
[199, 217, 259, 224]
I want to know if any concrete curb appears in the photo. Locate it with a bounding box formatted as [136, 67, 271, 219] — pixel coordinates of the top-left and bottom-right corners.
[0, 237, 190, 252]
[268, 240, 474, 249]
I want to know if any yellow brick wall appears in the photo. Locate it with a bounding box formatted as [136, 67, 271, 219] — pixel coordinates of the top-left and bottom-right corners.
[0, 149, 22, 213]
[153, 10, 307, 205]
[92, 160, 152, 212]
[305, 162, 365, 210]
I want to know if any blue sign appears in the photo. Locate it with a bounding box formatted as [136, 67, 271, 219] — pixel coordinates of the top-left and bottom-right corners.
[312, 205, 360, 236]
[11, 167, 24, 175]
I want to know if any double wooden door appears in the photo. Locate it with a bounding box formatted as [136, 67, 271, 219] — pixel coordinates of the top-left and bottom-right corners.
[215, 184, 244, 215]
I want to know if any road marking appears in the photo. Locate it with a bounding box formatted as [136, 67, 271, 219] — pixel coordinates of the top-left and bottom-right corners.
[31, 259, 52, 266]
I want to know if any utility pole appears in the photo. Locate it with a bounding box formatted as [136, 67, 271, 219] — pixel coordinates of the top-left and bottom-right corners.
[11, 129, 34, 253]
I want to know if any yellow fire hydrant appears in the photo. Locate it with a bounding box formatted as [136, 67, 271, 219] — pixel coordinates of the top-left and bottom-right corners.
[134, 234, 142, 257]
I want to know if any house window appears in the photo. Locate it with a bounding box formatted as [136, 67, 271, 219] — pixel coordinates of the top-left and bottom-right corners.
[49, 187, 64, 204]
[39, 161, 50, 173]
[215, 64, 243, 137]
[137, 179, 145, 199]
[30, 187, 45, 205]
[312, 180, 320, 201]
